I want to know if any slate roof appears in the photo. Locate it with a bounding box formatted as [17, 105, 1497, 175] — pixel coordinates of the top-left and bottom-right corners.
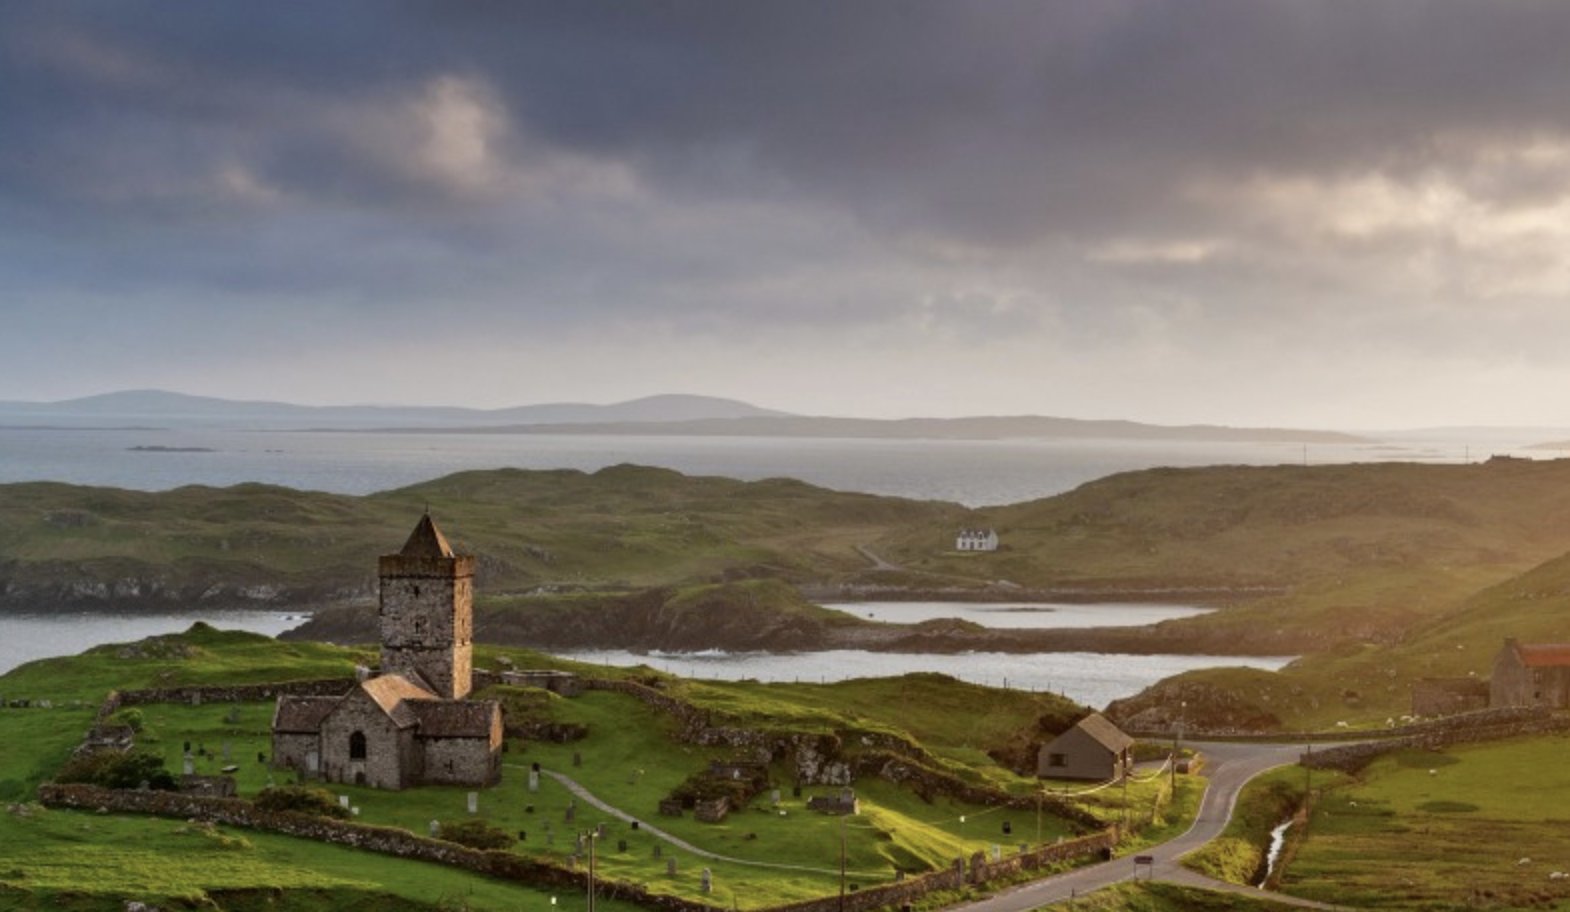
[406, 699, 500, 738]
[1515, 643, 1570, 668]
[1065, 712, 1134, 752]
[272, 696, 339, 733]
[400, 514, 455, 559]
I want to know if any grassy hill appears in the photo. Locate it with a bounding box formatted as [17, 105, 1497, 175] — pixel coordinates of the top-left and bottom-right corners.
[0, 465, 968, 608]
[0, 625, 1145, 910]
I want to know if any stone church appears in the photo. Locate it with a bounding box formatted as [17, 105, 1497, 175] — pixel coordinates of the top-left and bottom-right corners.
[271, 515, 503, 789]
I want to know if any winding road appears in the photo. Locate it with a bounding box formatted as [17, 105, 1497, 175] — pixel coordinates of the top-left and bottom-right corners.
[518, 740, 1349, 910]
[947, 740, 1348, 911]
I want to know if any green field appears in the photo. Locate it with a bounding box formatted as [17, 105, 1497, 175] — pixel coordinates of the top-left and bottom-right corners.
[1281, 735, 1570, 909]
[0, 625, 1183, 910]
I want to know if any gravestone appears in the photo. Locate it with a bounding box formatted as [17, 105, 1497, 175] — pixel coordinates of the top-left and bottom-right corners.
[653, 844, 662, 859]
[518, 830, 527, 842]
[771, 788, 781, 805]
[666, 858, 677, 877]
[572, 751, 582, 768]
[257, 751, 266, 764]
[565, 805, 575, 823]
[700, 868, 712, 894]
[529, 769, 540, 792]
[991, 844, 1002, 861]
[184, 741, 191, 753]
[792, 785, 802, 798]
[183, 755, 195, 776]
[525, 804, 535, 814]
[1002, 821, 1011, 835]
[597, 823, 607, 839]
[630, 820, 639, 831]
[467, 792, 479, 814]
[617, 839, 627, 852]
[222, 742, 231, 762]
[191, 692, 201, 706]
[339, 795, 351, 809]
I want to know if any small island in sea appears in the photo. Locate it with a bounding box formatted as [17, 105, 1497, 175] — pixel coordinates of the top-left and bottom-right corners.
[125, 445, 216, 453]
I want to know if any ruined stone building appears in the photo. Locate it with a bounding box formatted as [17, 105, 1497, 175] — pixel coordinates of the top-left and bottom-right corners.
[272, 515, 503, 789]
[1490, 637, 1570, 709]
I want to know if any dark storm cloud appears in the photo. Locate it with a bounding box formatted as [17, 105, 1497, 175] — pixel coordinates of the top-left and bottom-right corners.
[6, 2, 1570, 418]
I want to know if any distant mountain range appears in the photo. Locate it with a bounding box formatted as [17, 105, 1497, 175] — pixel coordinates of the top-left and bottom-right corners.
[0, 389, 785, 429]
[0, 389, 1367, 443]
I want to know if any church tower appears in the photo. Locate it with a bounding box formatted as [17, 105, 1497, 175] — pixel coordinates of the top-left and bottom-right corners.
[377, 514, 473, 700]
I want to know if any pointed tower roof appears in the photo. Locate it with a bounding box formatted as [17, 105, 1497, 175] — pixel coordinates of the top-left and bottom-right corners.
[400, 514, 455, 559]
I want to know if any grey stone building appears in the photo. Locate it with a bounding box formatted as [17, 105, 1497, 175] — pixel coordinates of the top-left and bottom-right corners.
[271, 516, 503, 789]
[1036, 712, 1134, 782]
[1490, 637, 1570, 709]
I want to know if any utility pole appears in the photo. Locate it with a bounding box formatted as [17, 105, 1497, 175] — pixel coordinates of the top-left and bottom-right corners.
[838, 814, 847, 912]
[586, 830, 596, 912]
[1171, 700, 1185, 790]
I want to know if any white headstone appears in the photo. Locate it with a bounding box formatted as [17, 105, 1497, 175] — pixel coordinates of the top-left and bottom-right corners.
[701, 868, 712, 893]
[529, 770, 540, 792]
[183, 755, 195, 776]
[430, 819, 440, 837]
[339, 795, 350, 809]
[467, 791, 479, 814]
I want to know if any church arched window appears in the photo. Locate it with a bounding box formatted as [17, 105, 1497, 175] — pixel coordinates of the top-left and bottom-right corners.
[349, 731, 367, 761]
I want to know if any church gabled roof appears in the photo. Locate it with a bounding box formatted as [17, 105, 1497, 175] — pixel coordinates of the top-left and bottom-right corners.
[359, 674, 438, 728]
[400, 514, 455, 559]
[406, 699, 500, 738]
[272, 696, 338, 733]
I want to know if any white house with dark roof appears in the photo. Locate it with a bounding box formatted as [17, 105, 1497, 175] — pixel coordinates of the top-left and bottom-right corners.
[271, 516, 503, 790]
[955, 528, 999, 552]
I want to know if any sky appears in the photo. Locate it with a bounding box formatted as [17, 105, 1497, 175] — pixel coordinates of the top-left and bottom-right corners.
[4, 2, 1570, 428]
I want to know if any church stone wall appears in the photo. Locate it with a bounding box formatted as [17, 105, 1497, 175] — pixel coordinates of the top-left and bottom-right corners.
[320, 691, 412, 790]
[272, 732, 319, 775]
[420, 737, 499, 786]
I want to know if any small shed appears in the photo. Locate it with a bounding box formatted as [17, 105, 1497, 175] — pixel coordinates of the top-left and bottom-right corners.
[1037, 713, 1134, 782]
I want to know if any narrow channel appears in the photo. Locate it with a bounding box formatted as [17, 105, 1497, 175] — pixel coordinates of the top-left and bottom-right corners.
[1257, 818, 1293, 888]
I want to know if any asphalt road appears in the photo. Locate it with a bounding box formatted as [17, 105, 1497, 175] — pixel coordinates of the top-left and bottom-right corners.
[946, 740, 1349, 911]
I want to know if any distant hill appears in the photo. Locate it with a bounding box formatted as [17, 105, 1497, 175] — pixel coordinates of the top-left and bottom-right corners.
[0, 389, 787, 429]
[0, 389, 1370, 442]
[446, 414, 1368, 443]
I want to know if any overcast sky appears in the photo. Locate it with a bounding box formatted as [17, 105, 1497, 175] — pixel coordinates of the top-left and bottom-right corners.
[4, 2, 1570, 427]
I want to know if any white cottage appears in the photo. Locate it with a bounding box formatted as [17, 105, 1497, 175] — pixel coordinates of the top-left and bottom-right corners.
[955, 528, 999, 552]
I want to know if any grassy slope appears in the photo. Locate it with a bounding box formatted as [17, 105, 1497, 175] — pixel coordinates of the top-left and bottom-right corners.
[1284, 736, 1570, 910]
[0, 466, 964, 597]
[0, 626, 1157, 910]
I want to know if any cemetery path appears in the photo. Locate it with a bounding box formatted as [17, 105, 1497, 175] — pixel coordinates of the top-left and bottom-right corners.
[523, 767, 891, 881]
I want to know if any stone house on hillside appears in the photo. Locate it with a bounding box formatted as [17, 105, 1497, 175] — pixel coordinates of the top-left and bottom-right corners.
[271, 515, 503, 790]
[1037, 712, 1134, 782]
[1490, 637, 1570, 709]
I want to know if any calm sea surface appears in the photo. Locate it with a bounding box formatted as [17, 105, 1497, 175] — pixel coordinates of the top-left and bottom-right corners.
[0, 426, 1528, 506]
[554, 649, 1291, 709]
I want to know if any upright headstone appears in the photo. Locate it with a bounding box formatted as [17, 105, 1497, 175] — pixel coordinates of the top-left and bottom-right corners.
[183, 755, 195, 776]
[339, 795, 351, 809]
[222, 741, 232, 762]
[430, 819, 442, 837]
[467, 792, 479, 815]
[653, 844, 663, 859]
[572, 751, 582, 768]
[565, 805, 576, 823]
[700, 868, 712, 894]
[666, 858, 677, 877]
[617, 839, 627, 852]
[771, 788, 782, 805]
[529, 769, 540, 792]
[596, 823, 607, 839]
[991, 844, 1002, 862]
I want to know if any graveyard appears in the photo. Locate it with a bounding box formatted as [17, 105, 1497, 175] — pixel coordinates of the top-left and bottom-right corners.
[0, 627, 1197, 910]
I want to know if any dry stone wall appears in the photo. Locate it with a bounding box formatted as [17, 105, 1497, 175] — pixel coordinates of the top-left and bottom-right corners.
[1303, 709, 1570, 773]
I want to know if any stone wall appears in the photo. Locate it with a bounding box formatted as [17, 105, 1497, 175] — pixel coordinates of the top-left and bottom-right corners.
[966, 829, 1119, 885]
[110, 678, 356, 708]
[38, 781, 1120, 911]
[37, 783, 715, 911]
[1302, 709, 1570, 773]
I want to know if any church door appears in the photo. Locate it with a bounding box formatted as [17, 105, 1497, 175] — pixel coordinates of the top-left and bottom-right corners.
[349, 731, 367, 761]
